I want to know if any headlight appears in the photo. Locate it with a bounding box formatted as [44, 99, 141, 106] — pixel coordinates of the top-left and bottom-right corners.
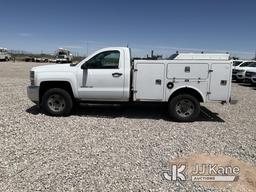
[30, 71, 35, 85]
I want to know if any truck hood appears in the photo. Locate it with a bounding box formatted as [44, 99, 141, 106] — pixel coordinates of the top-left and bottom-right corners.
[236, 66, 256, 71]
[32, 64, 75, 72]
[246, 68, 256, 72]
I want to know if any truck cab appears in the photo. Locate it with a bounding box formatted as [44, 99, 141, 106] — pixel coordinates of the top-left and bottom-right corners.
[27, 47, 232, 122]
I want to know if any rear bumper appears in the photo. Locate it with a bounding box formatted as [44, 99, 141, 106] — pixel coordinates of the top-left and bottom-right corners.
[27, 86, 39, 104]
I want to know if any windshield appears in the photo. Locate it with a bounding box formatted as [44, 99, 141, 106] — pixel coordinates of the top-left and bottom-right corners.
[239, 62, 252, 67]
[58, 52, 67, 56]
[233, 61, 243, 66]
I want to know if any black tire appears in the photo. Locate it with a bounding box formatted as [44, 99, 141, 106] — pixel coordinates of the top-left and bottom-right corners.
[5, 57, 9, 61]
[168, 94, 200, 122]
[41, 88, 73, 116]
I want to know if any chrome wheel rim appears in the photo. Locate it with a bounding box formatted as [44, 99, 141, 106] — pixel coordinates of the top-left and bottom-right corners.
[175, 99, 195, 118]
[47, 94, 66, 112]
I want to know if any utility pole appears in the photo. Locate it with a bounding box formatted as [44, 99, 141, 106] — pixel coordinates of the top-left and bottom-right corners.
[86, 41, 89, 57]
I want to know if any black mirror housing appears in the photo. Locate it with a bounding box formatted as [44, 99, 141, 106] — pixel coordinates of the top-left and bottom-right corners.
[81, 64, 88, 69]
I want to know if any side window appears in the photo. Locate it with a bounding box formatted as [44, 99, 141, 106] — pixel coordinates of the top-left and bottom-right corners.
[86, 51, 120, 69]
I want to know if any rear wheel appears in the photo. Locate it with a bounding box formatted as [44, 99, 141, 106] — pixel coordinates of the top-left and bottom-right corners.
[168, 94, 200, 122]
[42, 88, 73, 116]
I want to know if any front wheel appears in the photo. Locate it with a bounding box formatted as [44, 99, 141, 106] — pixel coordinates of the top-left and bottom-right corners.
[168, 94, 200, 122]
[41, 88, 73, 116]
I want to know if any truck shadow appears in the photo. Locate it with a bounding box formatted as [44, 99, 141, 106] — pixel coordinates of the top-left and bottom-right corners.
[26, 104, 225, 122]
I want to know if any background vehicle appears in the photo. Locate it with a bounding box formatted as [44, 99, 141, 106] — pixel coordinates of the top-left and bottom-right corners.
[24, 56, 35, 62]
[232, 60, 244, 69]
[244, 67, 256, 85]
[251, 75, 256, 86]
[232, 61, 248, 80]
[234, 61, 256, 82]
[27, 47, 232, 122]
[0, 48, 11, 61]
[55, 48, 72, 63]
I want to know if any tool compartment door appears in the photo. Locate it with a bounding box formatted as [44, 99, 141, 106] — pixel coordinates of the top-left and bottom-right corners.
[209, 63, 232, 101]
[167, 63, 209, 79]
[134, 63, 164, 101]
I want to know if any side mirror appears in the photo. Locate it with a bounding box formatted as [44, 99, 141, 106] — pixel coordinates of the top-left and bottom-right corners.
[81, 63, 88, 70]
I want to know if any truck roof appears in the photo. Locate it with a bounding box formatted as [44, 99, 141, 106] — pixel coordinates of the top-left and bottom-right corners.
[174, 53, 230, 60]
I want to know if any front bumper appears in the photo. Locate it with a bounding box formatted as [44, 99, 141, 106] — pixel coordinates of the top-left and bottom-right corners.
[232, 70, 238, 79]
[56, 59, 68, 62]
[245, 76, 256, 84]
[232, 74, 237, 80]
[27, 86, 39, 104]
[244, 77, 252, 83]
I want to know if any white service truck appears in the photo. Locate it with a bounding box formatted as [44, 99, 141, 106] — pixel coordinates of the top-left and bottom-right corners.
[27, 47, 232, 122]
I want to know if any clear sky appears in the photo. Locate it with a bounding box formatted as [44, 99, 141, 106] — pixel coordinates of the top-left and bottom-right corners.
[0, 0, 255, 58]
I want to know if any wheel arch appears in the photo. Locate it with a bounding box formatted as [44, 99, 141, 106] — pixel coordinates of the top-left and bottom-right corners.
[39, 81, 75, 103]
[168, 86, 205, 103]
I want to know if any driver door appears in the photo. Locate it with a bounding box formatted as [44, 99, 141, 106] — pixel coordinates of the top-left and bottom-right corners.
[77, 50, 125, 101]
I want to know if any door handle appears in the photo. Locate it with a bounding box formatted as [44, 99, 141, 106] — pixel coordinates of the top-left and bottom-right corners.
[112, 72, 123, 77]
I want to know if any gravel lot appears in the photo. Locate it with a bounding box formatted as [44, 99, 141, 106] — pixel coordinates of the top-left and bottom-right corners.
[0, 61, 255, 191]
